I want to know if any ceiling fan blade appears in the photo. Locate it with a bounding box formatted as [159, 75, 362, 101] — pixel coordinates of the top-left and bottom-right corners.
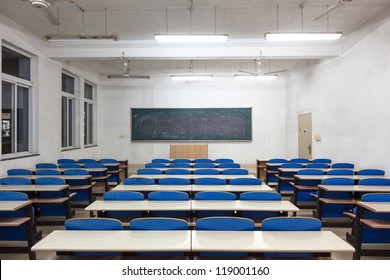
[44, 8, 60, 25]
[313, 2, 344, 20]
[262, 70, 286, 75]
[238, 70, 256, 75]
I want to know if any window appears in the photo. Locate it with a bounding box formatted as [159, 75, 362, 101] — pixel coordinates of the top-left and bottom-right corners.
[61, 72, 78, 148]
[84, 82, 95, 146]
[1, 46, 32, 157]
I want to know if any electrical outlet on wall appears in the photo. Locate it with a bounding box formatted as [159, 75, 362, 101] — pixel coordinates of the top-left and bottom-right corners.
[119, 134, 129, 138]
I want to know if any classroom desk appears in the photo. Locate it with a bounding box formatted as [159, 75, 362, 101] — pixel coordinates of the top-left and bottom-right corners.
[191, 184, 273, 193]
[30, 168, 107, 174]
[111, 184, 192, 192]
[0, 175, 92, 183]
[145, 168, 246, 174]
[294, 175, 388, 182]
[148, 163, 221, 167]
[191, 230, 354, 256]
[32, 230, 191, 256]
[0, 200, 41, 260]
[129, 174, 256, 184]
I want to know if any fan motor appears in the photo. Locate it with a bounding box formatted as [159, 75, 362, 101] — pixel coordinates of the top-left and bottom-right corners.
[29, 1, 50, 9]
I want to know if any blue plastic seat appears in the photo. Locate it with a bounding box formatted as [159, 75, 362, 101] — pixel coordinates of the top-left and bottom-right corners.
[145, 163, 166, 168]
[57, 159, 76, 164]
[222, 169, 249, 175]
[357, 169, 385, 176]
[98, 159, 117, 164]
[137, 169, 163, 175]
[193, 158, 213, 163]
[36, 169, 61, 176]
[194, 169, 220, 175]
[230, 178, 262, 185]
[312, 158, 332, 164]
[151, 158, 170, 163]
[266, 158, 288, 184]
[218, 163, 240, 168]
[327, 169, 354, 176]
[193, 163, 216, 168]
[331, 163, 354, 169]
[158, 178, 190, 185]
[289, 158, 310, 163]
[7, 169, 32, 176]
[63, 169, 92, 202]
[103, 192, 144, 224]
[59, 163, 81, 169]
[359, 178, 390, 186]
[194, 178, 226, 185]
[306, 163, 329, 169]
[165, 169, 190, 175]
[148, 191, 189, 218]
[195, 191, 235, 218]
[293, 169, 324, 204]
[277, 163, 304, 193]
[0, 177, 31, 185]
[169, 163, 191, 168]
[172, 158, 191, 164]
[78, 159, 96, 164]
[35, 177, 68, 217]
[240, 192, 282, 220]
[123, 178, 155, 185]
[214, 158, 234, 163]
[36, 163, 57, 169]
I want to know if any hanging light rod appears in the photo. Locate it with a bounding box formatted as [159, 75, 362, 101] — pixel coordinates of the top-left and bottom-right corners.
[171, 75, 213, 81]
[44, 34, 119, 42]
[264, 32, 342, 41]
[155, 34, 228, 43]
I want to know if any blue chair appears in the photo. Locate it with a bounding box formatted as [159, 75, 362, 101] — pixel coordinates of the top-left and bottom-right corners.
[78, 159, 96, 164]
[165, 169, 191, 175]
[103, 192, 144, 225]
[63, 169, 93, 203]
[98, 159, 121, 185]
[266, 158, 288, 185]
[169, 163, 191, 168]
[219, 163, 240, 168]
[36, 169, 61, 176]
[331, 163, 354, 169]
[261, 217, 322, 259]
[312, 158, 332, 164]
[292, 169, 324, 207]
[357, 178, 390, 199]
[159, 178, 190, 185]
[193, 158, 213, 163]
[194, 178, 226, 185]
[195, 217, 255, 258]
[289, 158, 310, 163]
[145, 163, 167, 168]
[306, 163, 328, 169]
[84, 163, 112, 191]
[36, 163, 57, 169]
[222, 169, 249, 175]
[0, 177, 31, 185]
[327, 169, 354, 176]
[240, 192, 282, 220]
[194, 169, 220, 175]
[357, 169, 385, 176]
[98, 159, 117, 163]
[172, 159, 191, 164]
[57, 159, 75, 164]
[148, 191, 189, 218]
[194, 191, 236, 218]
[7, 169, 32, 175]
[35, 177, 68, 217]
[214, 158, 234, 163]
[137, 168, 163, 175]
[151, 158, 170, 163]
[230, 178, 262, 185]
[123, 178, 155, 185]
[276, 163, 304, 194]
[269, 158, 288, 164]
[59, 163, 81, 169]
[194, 163, 216, 169]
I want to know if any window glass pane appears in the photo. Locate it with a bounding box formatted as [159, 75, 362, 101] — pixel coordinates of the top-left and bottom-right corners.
[68, 99, 73, 146]
[62, 73, 75, 94]
[61, 97, 67, 147]
[2, 81, 15, 154]
[84, 102, 88, 145]
[2, 47, 31, 81]
[84, 83, 93, 100]
[88, 103, 93, 144]
[16, 86, 29, 152]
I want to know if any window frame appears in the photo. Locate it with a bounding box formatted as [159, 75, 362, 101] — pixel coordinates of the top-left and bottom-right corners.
[83, 81, 96, 146]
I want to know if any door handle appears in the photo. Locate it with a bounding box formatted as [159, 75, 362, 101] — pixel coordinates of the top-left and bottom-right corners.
[308, 144, 312, 155]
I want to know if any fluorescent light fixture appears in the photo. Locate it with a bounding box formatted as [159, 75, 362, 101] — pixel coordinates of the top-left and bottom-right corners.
[234, 75, 256, 80]
[155, 34, 228, 43]
[171, 75, 214, 81]
[44, 34, 119, 42]
[264, 32, 342, 41]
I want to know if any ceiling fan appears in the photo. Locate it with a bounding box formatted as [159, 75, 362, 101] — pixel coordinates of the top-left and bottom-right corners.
[236, 58, 285, 79]
[106, 53, 150, 80]
[314, 0, 354, 20]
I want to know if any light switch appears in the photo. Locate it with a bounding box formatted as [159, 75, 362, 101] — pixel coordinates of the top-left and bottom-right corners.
[314, 134, 321, 141]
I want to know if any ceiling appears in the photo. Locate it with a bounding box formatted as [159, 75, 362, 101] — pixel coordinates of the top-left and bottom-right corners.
[1, 0, 390, 78]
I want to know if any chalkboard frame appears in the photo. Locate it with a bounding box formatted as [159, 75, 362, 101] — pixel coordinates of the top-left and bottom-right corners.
[130, 108, 252, 142]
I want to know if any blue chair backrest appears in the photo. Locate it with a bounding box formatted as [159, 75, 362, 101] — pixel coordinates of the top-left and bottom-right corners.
[195, 217, 254, 231]
[289, 158, 310, 163]
[193, 158, 213, 163]
[148, 191, 189, 200]
[0, 177, 31, 185]
[7, 169, 32, 175]
[59, 163, 81, 169]
[57, 159, 75, 164]
[130, 218, 188, 230]
[98, 159, 117, 163]
[172, 158, 191, 163]
[331, 163, 354, 169]
[165, 169, 191, 175]
[214, 158, 234, 163]
[306, 163, 328, 169]
[327, 169, 354, 176]
[357, 169, 385, 176]
[322, 178, 355, 185]
[36, 169, 61, 176]
[35, 177, 66, 185]
[103, 191, 144, 200]
[63, 169, 89, 175]
[240, 192, 281, 200]
[158, 178, 190, 185]
[145, 163, 166, 168]
[194, 163, 216, 168]
[230, 178, 262, 185]
[194, 178, 226, 185]
[78, 159, 96, 163]
[312, 158, 332, 164]
[268, 158, 288, 163]
[280, 163, 304, 169]
[123, 178, 155, 185]
[218, 163, 240, 168]
[359, 178, 390, 186]
[194, 169, 220, 175]
[0, 191, 29, 201]
[151, 158, 170, 163]
[137, 169, 163, 175]
[169, 163, 191, 168]
[361, 193, 390, 202]
[262, 217, 321, 231]
[195, 191, 236, 200]
[83, 163, 104, 169]
[297, 169, 324, 175]
[36, 163, 57, 169]
[222, 169, 248, 175]
[65, 218, 122, 230]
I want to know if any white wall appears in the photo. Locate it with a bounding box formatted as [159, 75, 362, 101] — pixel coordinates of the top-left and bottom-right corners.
[98, 78, 286, 164]
[0, 14, 101, 175]
[285, 9, 390, 171]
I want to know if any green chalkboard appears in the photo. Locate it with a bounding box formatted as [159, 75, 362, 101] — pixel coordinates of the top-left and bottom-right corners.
[131, 108, 252, 141]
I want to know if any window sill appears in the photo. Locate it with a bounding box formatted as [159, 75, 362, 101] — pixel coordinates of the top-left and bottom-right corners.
[1, 153, 40, 161]
[84, 144, 98, 149]
[61, 147, 81, 152]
